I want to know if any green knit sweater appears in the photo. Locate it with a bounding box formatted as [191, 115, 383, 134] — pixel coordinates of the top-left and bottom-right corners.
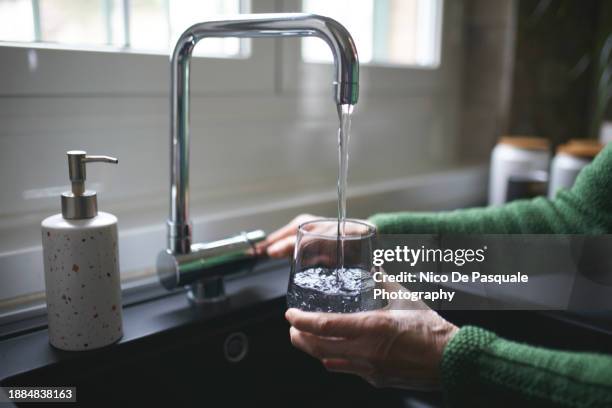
[369, 145, 612, 407]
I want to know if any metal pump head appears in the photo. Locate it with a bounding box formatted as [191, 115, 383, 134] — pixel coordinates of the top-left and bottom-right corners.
[61, 150, 118, 219]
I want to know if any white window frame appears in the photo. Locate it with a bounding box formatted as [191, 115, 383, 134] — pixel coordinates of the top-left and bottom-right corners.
[0, 0, 278, 97]
[279, 0, 457, 98]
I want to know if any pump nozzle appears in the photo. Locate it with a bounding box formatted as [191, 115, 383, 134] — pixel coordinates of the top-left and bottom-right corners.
[62, 150, 118, 219]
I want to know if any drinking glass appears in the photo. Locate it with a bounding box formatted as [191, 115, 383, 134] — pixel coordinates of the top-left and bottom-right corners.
[287, 218, 383, 313]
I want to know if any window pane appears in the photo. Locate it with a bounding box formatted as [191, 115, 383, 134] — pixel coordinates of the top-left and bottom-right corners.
[302, 0, 374, 63]
[0, 0, 34, 42]
[129, 0, 170, 51]
[302, 0, 443, 67]
[0, 0, 248, 58]
[383, 0, 443, 66]
[130, 0, 248, 57]
[169, 0, 247, 58]
[38, 0, 107, 45]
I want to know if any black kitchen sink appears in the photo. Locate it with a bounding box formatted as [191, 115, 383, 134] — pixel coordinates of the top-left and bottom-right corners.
[0, 297, 440, 407]
[3, 260, 611, 408]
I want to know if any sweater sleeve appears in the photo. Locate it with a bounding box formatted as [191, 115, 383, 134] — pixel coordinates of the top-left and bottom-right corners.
[441, 326, 612, 407]
[368, 145, 612, 235]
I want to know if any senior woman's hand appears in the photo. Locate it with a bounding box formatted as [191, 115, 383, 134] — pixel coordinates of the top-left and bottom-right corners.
[257, 214, 370, 258]
[286, 308, 458, 390]
[256, 214, 319, 258]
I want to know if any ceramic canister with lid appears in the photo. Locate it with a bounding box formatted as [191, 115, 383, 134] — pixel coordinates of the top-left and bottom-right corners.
[548, 140, 604, 198]
[488, 136, 551, 206]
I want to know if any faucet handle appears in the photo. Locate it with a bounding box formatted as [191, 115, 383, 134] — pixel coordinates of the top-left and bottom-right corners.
[157, 229, 267, 296]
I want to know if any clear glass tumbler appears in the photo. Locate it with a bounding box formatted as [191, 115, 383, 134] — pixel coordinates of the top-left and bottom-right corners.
[287, 218, 383, 313]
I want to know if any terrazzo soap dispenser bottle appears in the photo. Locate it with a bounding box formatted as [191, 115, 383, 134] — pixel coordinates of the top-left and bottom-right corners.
[42, 150, 122, 351]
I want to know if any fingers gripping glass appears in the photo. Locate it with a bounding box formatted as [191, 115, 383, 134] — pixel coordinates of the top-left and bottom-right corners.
[287, 219, 384, 313]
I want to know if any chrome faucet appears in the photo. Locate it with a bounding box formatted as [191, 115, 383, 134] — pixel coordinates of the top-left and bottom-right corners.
[157, 13, 359, 304]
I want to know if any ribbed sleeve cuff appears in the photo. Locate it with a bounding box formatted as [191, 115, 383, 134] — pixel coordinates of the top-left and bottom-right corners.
[368, 213, 389, 232]
[441, 326, 498, 405]
[368, 212, 439, 234]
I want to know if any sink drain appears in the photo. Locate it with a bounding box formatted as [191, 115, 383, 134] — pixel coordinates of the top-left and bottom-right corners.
[223, 332, 249, 363]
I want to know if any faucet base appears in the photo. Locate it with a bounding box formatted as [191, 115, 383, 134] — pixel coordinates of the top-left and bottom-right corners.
[187, 278, 227, 305]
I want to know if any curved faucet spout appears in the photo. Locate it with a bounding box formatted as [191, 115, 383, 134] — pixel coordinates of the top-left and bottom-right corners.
[168, 13, 359, 254]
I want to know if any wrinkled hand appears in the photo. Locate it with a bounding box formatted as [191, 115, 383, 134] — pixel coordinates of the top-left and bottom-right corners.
[256, 214, 319, 258]
[257, 214, 370, 258]
[285, 307, 458, 390]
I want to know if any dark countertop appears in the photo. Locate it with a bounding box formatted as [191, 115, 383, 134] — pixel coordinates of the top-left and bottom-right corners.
[3, 257, 612, 406]
[0, 259, 291, 383]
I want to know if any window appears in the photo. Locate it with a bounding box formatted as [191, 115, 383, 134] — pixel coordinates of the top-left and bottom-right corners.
[0, 0, 35, 42]
[0, 0, 250, 58]
[302, 0, 443, 67]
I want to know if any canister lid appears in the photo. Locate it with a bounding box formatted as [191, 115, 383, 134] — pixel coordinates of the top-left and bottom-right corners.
[498, 136, 550, 151]
[557, 139, 604, 159]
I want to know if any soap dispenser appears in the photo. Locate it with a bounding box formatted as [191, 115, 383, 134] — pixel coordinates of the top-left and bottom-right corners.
[42, 150, 122, 351]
